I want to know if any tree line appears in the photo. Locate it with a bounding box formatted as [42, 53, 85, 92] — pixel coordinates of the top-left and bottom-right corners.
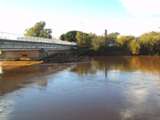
[60, 30, 160, 55]
[25, 21, 52, 39]
[25, 21, 160, 55]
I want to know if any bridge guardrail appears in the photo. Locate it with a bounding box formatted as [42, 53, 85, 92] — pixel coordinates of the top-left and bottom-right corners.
[0, 31, 77, 46]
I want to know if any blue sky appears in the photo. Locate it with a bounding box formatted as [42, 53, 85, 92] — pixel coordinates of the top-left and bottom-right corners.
[0, 0, 160, 38]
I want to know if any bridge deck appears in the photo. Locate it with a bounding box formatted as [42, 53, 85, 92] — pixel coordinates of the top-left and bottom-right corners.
[0, 39, 76, 51]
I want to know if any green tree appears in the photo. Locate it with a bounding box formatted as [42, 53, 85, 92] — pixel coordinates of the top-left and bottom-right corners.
[76, 32, 93, 47]
[60, 30, 78, 42]
[139, 31, 160, 55]
[92, 35, 105, 50]
[25, 21, 52, 39]
[86, 33, 95, 48]
[116, 35, 135, 48]
[107, 32, 120, 45]
[60, 34, 65, 40]
[129, 39, 140, 55]
[76, 32, 84, 47]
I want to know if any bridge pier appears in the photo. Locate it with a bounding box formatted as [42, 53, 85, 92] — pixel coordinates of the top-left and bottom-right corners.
[0, 50, 47, 60]
[0, 37, 76, 61]
[0, 49, 72, 61]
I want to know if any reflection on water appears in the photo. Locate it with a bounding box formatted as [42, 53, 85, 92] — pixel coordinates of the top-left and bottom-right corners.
[0, 66, 2, 74]
[0, 56, 160, 120]
[0, 63, 75, 96]
[71, 56, 160, 76]
[0, 99, 15, 120]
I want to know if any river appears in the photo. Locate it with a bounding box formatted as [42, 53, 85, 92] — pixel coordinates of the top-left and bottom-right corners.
[0, 56, 160, 120]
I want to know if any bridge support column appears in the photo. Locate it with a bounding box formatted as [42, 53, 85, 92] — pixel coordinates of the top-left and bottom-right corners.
[0, 49, 49, 61]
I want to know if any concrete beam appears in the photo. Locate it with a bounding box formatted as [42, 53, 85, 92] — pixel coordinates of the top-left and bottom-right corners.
[0, 39, 76, 60]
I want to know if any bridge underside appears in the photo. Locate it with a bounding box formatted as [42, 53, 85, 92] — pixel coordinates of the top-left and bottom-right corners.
[0, 39, 76, 60]
[0, 49, 72, 61]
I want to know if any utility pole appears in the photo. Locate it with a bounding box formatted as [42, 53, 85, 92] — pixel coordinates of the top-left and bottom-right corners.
[105, 29, 107, 45]
[81, 22, 84, 38]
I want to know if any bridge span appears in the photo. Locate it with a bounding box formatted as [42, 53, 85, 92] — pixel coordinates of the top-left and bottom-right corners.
[0, 31, 77, 60]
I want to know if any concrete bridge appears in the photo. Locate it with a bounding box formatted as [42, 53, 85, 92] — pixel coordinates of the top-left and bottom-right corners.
[0, 31, 77, 60]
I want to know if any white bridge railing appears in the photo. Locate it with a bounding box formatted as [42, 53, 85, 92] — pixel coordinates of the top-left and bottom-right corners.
[0, 31, 77, 46]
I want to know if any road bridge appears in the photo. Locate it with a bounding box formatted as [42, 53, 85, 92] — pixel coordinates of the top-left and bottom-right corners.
[0, 31, 77, 60]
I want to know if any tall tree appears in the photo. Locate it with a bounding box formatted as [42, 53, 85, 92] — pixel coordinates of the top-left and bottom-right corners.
[60, 34, 65, 40]
[76, 32, 93, 47]
[129, 39, 140, 55]
[139, 31, 160, 55]
[107, 32, 120, 45]
[25, 21, 52, 39]
[92, 35, 105, 50]
[60, 30, 78, 42]
[116, 35, 135, 47]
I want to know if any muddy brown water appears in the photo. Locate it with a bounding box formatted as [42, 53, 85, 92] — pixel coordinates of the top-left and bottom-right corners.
[0, 56, 160, 120]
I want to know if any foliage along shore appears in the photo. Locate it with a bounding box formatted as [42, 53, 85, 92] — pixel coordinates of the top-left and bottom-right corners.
[73, 46, 131, 56]
[24, 21, 160, 56]
[60, 31, 160, 56]
[43, 46, 130, 64]
[44, 43, 160, 64]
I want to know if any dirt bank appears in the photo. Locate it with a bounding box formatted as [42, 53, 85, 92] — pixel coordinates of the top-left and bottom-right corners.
[44, 53, 92, 63]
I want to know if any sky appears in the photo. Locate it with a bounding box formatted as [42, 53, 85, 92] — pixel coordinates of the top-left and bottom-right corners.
[0, 0, 160, 38]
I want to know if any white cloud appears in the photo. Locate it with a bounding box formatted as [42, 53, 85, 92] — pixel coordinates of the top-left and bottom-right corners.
[119, 0, 160, 17]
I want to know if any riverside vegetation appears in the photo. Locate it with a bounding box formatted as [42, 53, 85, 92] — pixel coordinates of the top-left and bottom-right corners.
[60, 31, 160, 56]
[25, 21, 160, 61]
[44, 31, 160, 63]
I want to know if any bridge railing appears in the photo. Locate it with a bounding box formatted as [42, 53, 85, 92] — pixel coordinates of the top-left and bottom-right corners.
[0, 31, 77, 46]
[0, 31, 24, 40]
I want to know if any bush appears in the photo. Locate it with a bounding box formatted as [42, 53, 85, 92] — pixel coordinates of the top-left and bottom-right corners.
[74, 46, 131, 56]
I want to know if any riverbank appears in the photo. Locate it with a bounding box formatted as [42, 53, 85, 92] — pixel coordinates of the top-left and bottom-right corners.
[0, 54, 92, 67]
[0, 61, 44, 70]
[74, 46, 131, 56]
[44, 53, 92, 63]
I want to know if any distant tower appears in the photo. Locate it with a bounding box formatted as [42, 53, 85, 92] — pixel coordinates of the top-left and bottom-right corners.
[105, 29, 107, 45]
